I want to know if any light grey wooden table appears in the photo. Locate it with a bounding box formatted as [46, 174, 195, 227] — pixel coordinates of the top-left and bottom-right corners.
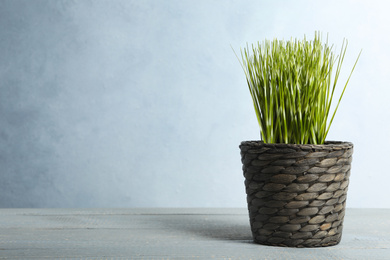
[0, 208, 389, 259]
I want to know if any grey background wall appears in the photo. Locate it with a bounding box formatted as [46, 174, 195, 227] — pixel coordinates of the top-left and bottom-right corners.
[0, 0, 389, 208]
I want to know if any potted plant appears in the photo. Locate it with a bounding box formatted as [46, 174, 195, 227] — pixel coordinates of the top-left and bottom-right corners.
[236, 32, 361, 247]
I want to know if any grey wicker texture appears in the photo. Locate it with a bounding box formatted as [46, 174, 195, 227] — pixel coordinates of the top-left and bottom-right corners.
[239, 141, 353, 248]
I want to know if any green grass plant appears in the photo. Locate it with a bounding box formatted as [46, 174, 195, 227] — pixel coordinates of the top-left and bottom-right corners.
[237, 32, 361, 144]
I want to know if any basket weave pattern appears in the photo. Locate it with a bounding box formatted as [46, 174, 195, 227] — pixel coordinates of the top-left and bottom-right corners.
[240, 141, 353, 247]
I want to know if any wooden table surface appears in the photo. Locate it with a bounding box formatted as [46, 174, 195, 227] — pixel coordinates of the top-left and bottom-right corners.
[0, 208, 389, 259]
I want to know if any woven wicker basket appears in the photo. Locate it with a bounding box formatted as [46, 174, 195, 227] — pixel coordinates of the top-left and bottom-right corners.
[239, 141, 353, 247]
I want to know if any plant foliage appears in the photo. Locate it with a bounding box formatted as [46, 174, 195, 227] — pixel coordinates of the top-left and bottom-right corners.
[237, 32, 361, 144]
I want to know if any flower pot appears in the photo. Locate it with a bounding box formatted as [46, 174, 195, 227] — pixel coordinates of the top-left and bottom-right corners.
[239, 141, 353, 247]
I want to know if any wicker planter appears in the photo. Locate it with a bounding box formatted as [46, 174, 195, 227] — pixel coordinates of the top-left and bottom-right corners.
[239, 141, 353, 247]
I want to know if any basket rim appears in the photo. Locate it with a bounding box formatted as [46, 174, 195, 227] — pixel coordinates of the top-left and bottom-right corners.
[239, 140, 353, 150]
